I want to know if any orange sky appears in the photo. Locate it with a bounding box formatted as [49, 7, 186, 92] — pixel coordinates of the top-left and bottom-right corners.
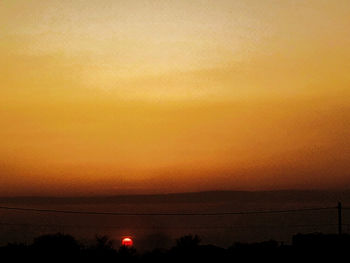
[0, 0, 349, 196]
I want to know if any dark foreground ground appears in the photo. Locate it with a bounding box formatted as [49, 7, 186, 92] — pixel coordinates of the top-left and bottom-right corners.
[1, 232, 350, 262]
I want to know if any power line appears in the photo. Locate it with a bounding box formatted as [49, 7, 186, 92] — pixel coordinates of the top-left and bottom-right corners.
[0, 222, 342, 230]
[0, 205, 336, 216]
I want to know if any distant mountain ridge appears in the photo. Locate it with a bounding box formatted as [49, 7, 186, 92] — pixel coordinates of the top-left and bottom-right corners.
[1, 190, 350, 205]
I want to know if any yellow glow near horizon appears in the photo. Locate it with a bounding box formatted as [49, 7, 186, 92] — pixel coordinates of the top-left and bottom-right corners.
[0, 0, 349, 195]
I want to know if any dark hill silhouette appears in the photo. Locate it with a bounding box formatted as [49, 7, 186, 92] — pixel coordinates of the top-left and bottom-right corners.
[1, 190, 350, 205]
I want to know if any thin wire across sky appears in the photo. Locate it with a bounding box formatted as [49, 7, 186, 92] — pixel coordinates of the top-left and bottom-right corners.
[0, 205, 337, 216]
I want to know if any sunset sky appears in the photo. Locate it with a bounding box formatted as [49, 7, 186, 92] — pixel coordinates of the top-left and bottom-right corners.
[0, 0, 349, 196]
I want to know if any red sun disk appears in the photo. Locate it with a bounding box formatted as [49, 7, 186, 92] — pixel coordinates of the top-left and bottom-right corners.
[122, 237, 133, 247]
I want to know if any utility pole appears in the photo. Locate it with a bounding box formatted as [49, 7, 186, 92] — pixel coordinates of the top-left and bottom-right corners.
[338, 202, 342, 235]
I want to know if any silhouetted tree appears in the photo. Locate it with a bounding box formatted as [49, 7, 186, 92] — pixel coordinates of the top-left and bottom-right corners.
[175, 234, 201, 250]
[84, 235, 117, 262]
[118, 244, 137, 262]
[94, 235, 115, 250]
[169, 234, 202, 261]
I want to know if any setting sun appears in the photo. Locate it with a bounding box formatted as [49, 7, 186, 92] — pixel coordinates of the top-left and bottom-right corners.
[122, 237, 134, 247]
